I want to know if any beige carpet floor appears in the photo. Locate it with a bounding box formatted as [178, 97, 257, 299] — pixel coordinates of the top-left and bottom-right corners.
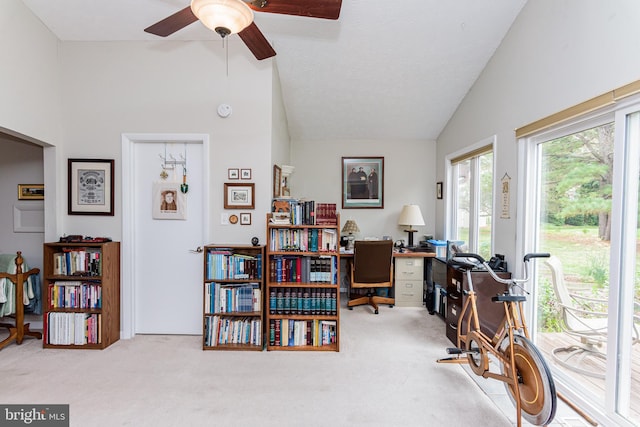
[1, 306, 581, 427]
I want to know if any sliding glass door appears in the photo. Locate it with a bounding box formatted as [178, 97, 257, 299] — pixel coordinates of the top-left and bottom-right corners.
[521, 102, 640, 425]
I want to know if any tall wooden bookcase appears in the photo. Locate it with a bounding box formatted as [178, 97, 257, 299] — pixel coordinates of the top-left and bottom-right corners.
[202, 244, 265, 350]
[43, 241, 120, 349]
[265, 213, 340, 351]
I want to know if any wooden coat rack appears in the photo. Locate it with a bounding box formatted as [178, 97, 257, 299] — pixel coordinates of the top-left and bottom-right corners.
[0, 251, 42, 350]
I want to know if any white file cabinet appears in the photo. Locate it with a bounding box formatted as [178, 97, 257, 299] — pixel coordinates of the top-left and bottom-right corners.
[394, 257, 424, 307]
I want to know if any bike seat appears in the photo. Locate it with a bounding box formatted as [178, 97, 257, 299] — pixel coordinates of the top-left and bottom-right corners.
[492, 294, 526, 303]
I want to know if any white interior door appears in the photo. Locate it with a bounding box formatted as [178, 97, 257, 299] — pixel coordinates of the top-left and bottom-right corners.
[132, 140, 206, 334]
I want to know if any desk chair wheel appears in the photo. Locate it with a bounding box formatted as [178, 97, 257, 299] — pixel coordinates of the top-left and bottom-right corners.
[375, 309, 378, 314]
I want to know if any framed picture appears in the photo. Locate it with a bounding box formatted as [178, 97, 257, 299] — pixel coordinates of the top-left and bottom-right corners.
[240, 168, 252, 180]
[273, 165, 282, 198]
[228, 168, 239, 180]
[240, 212, 252, 225]
[68, 159, 114, 216]
[341, 157, 384, 209]
[152, 182, 187, 220]
[17, 184, 44, 200]
[436, 182, 443, 199]
[224, 183, 255, 209]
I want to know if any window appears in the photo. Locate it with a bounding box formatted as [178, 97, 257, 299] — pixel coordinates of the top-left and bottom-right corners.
[449, 142, 494, 259]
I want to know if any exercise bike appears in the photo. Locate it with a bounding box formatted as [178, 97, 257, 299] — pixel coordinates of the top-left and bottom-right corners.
[437, 252, 557, 426]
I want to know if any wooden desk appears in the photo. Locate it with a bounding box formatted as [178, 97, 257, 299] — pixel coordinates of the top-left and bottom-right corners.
[341, 251, 435, 307]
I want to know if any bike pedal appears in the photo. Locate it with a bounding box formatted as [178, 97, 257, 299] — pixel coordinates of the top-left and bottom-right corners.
[446, 347, 463, 355]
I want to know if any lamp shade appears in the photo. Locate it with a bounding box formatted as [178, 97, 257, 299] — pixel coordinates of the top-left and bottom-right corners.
[398, 205, 425, 228]
[341, 220, 360, 235]
[191, 0, 254, 37]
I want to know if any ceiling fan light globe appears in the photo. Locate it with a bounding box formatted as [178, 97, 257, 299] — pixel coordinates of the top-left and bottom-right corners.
[191, 0, 254, 36]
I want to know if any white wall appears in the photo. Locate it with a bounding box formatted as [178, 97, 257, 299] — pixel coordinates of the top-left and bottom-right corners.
[0, 137, 44, 269]
[271, 61, 291, 168]
[58, 41, 275, 244]
[0, 0, 60, 145]
[292, 139, 436, 243]
[436, 0, 640, 263]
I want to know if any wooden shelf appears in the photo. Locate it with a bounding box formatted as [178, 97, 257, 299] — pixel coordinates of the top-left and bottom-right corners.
[42, 241, 120, 350]
[202, 244, 265, 351]
[265, 213, 340, 351]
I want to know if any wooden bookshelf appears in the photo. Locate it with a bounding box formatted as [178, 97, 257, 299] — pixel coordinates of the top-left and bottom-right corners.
[43, 241, 120, 349]
[265, 213, 340, 351]
[202, 244, 265, 351]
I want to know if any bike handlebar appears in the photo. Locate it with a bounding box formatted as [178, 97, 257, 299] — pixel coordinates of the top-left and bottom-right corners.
[451, 252, 551, 288]
[524, 253, 550, 262]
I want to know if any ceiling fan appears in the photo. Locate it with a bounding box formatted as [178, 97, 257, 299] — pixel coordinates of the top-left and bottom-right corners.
[144, 0, 342, 60]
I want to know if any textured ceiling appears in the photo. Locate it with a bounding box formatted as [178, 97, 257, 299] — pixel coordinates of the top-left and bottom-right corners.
[21, 0, 526, 142]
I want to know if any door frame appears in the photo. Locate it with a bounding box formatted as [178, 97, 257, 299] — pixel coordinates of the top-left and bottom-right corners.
[121, 133, 210, 339]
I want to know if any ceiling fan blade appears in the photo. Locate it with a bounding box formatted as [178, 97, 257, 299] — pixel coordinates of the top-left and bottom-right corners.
[248, 0, 342, 20]
[238, 22, 276, 60]
[144, 6, 199, 37]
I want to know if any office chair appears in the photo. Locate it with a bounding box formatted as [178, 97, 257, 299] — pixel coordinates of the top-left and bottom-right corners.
[347, 240, 394, 314]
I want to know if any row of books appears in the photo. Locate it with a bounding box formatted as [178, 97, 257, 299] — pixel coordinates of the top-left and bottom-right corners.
[204, 315, 262, 347]
[52, 249, 101, 276]
[49, 281, 102, 309]
[269, 255, 338, 284]
[268, 318, 337, 347]
[205, 250, 262, 280]
[204, 282, 261, 314]
[269, 287, 338, 315]
[271, 199, 337, 226]
[47, 312, 101, 345]
[268, 228, 338, 252]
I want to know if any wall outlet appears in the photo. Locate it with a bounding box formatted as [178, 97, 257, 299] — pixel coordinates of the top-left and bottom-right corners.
[221, 213, 230, 225]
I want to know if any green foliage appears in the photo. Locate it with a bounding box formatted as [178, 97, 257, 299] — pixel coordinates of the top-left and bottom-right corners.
[537, 277, 562, 333]
[540, 123, 614, 240]
[585, 255, 609, 292]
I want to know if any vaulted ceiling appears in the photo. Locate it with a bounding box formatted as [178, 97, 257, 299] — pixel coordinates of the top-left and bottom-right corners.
[21, 0, 526, 142]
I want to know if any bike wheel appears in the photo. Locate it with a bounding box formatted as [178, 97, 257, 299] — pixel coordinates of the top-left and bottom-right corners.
[500, 334, 557, 426]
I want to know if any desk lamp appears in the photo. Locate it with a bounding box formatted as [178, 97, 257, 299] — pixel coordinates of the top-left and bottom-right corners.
[341, 220, 360, 251]
[398, 204, 424, 247]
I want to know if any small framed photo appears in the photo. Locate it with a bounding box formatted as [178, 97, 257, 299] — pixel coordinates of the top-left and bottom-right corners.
[68, 159, 114, 216]
[152, 182, 187, 220]
[342, 157, 384, 209]
[224, 183, 255, 209]
[240, 212, 252, 225]
[436, 182, 443, 199]
[240, 168, 252, 180]
[228, 168, 239, 180]
[273, 165, 282, 198]
[17, 184, 44, 200]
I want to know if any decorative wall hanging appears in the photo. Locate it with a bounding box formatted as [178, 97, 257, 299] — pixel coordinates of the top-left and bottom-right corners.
[68, 159, 114, 216]
[341, 157, 384, 209]
[152, 181, 187, 220]
[273, 165, 282, 198]
[228, 168, 239, 179]
[240, 213, 252, 225]
[224, 183, 255, 209]
[241, 169, 252, 180]
[500, 173, 511, 219]
[17, 184, 44, 200]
